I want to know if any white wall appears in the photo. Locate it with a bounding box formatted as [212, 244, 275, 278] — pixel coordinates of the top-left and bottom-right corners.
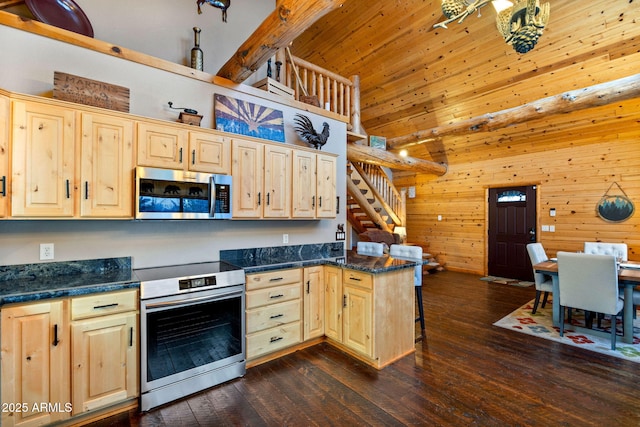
[0, 24, 347, 268]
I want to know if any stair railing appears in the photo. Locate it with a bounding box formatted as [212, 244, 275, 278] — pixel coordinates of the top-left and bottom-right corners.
[276, 50, 361, 133]
[351, 162, 406, 227]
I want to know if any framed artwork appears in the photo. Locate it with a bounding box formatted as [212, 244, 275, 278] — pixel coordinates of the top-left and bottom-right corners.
[369, 135, 386, 150]
[596, 182, 634, 222]
[214, 94, 285, 142]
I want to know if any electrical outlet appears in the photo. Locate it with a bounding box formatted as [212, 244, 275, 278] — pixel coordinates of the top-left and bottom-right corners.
[283, 234, 289, 244]
[40, 243, 54, 260]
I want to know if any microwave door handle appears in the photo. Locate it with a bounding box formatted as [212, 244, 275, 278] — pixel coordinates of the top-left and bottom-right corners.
[210, 176, 217, 218]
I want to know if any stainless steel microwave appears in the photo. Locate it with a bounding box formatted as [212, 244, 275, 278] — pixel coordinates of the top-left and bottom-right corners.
[135, 167, 232, 219]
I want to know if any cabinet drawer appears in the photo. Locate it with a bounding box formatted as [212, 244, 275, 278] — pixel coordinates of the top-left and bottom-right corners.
[343, 270, 373, 290]
[246, 299, 301, 334]
[71, 290, 138, 320]
[246, 321, 301, 360]
[246, 283, 301, 309]
[246, 268, 301, 291]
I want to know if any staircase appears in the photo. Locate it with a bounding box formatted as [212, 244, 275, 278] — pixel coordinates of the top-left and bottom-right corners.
[346, 161, 406, 235]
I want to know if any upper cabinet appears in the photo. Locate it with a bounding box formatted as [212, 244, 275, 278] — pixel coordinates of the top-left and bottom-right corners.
[11, 100, 76, 217]
[80, 112, 135, 218]
[0, 94, 9, 218]
[137, 122, 231, 174]
[292, 151, 337, 219]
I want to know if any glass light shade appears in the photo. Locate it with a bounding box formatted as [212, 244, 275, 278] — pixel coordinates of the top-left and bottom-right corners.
[394, 226, 407, 243]
[491, 0, 514, 13]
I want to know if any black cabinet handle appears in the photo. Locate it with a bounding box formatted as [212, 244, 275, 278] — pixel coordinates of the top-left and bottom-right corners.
[129, 327, 133, 347]
[93, 303, 119, 310]
[53, 324, 59, 346]
[266, 192, 270, 206]
[192, 149, 196, 165]
[84, 181, 89, 199]
[270, 336, 283, 343]
[66, 180, 70, 198]
[1, 176, 5, 197]
[269, 314, 284, 319]
[319, 196, 322, 207]
[343, 295, 347, 308]
[258, 192, 261, 206]
[270, 294, 284, 299]
[269, 277, 284, 282]
[306, 280, 310, 294]
[179, 147, 183, 163]
[312, 196, 315, 208]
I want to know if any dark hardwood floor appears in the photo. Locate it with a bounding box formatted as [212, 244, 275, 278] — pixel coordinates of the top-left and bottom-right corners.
[89, 270, 640, 426]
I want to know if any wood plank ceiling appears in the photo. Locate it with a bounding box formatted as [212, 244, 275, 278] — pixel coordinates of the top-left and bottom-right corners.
[289, 0, 640, 167]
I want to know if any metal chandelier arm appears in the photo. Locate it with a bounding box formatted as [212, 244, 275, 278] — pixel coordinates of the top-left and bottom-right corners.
[433, 0, 494, 29]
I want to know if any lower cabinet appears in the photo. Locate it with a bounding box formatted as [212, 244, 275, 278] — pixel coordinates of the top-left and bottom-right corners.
[342, 270, 374, 358]
[303, 266, 325, 340]
[245, 268, 302, 361]
[0, 290, 138, 426]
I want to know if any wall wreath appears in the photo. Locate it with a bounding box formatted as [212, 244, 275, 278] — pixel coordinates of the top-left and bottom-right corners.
[596, 182, 634, 222]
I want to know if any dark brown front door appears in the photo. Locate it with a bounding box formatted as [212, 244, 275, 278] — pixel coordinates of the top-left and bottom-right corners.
[488, 185, 537, 281]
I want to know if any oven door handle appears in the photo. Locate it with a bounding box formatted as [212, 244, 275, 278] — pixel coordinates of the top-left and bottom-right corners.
[143, 289, 243, 311]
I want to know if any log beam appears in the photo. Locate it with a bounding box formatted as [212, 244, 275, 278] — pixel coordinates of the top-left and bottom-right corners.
[217, 0, 343, 83]
[387, 73, 640, 149]
[347, 143, 447, 176]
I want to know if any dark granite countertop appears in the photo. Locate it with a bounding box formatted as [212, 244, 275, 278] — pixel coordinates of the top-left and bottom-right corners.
[0, 258, 139, 306]
[226, 250, 419, 274]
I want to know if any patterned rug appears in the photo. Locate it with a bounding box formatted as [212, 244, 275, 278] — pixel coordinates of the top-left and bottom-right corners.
[494, 299, 640, 363]
[480, 276, 534, 287]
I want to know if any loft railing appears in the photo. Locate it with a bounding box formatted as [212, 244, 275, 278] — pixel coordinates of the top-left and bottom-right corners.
[276, 50, 361, 134]
[351, 162, 406, 228]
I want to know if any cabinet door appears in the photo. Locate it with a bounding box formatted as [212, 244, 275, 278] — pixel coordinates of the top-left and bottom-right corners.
[137, 121, 188, 169]
[71, 312, 137, 415]
[0, 95, 8, 218]
[324, 266, 343, 342]
[263, 145, 291, 218]
[343, 283, 373, 357]
[291, 150, 316, 218]
[303, 266, 325, 340]
[231, 139, 264, 218]
[316, 153, 337, 218]
[1, 300, 70, 427]
[11, 101, 75, 217]
[80, 113, 134, 218]
[188, 131, 231, 174]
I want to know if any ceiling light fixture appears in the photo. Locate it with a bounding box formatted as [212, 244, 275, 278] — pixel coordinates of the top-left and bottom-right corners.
[434, 0, 551, 54]
[399, 149, 409, 157]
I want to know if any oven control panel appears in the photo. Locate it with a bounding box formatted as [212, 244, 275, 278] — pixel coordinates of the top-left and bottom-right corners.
[179, 276, 217, 290]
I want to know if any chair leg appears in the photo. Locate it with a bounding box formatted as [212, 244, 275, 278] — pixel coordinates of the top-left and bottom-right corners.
[415, 285, 426, 341]
[610, 314, 617, 350]
[559, 305, 565, 337]
[532, 290, 542, 314]
[541, 291, 549, 309]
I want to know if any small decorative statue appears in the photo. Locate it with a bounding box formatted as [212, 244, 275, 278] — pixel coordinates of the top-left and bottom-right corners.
[275, 61, 282, 82]
[190, 27, 203, 71]
[267, 58, 272, 78]
[293, 114, 330, 150]
[196, 0, 230, 22]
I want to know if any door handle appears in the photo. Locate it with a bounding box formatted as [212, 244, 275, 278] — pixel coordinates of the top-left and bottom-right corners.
[529, 227, 536, 242]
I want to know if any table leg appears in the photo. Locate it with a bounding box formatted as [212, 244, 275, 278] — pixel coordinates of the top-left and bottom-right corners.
[552, 275, 560, 327]
[623, 283, 634, 344]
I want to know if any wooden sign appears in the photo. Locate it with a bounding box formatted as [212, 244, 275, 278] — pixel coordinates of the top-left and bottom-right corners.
[53, 71, 130, 112]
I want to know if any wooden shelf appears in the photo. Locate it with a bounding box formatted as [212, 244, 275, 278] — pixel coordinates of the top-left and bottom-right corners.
[347, 130, 367, 143]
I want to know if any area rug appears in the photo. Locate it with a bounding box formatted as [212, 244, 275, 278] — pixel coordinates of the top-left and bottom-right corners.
[494, 299, 640, 362]
[480, 276, 534, 287]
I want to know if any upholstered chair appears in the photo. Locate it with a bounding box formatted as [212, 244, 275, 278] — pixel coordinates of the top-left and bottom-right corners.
[526, 243, 554, 314]
[557, 252, 624, 350]
[583, 242, 628, 262]
[356, 241, 385, 257]
[389, 244, 425, 340]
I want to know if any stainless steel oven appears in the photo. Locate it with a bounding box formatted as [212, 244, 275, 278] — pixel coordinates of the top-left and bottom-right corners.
[135, 262, 245, 412]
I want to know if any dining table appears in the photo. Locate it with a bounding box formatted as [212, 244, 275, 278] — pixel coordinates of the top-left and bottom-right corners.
[534, 259, 640, 344]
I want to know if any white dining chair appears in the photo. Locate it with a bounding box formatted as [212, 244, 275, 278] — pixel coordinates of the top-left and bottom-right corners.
[356, 241, 385, 257]
[389, 244, 425, 340]
[526, 243, 554, 314]
[583, 242, 628, 262]
[557, 251, 624, 350]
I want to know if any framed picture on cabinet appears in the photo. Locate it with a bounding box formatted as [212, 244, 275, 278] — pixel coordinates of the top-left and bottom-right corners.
[214, 94, 285, 142]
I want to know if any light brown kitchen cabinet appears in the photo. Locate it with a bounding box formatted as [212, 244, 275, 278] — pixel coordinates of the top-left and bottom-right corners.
[325, 267, 415, 369]
[232, 138, 291, 218]
[303, 266, 325, 340]
[11, 100, 75, 217]
[189, 131, 231, 174]
[80, 112, 135, 218]
[291, 151, 337, 218]
[136, 121, 189, 170]
[324, 266, 343, 342]
[245, 268, 302, 361]
[1, 300, 71, 427]
[0, 94, 9, 218]
[70, 290, 138, 415]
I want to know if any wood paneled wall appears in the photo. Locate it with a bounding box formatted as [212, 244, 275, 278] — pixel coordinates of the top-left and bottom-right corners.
[395, 99, 640, 275]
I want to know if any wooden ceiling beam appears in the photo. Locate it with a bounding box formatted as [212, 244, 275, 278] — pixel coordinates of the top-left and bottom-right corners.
[217, 0, 344, 83]
[387, 73, 640, 149]
[347, 143, 447, 176]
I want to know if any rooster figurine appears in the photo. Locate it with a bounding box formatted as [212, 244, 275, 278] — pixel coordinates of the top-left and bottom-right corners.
[293, 114, 329, 150]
